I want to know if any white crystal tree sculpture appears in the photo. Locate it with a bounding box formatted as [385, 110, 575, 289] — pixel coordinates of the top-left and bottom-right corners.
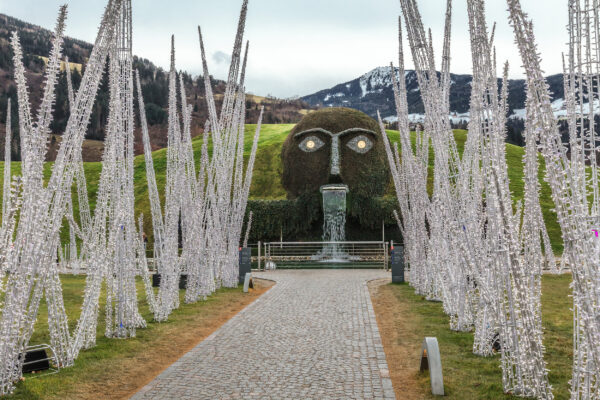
[385, 1, 555, 397]
[507, 0, 600, 397]
[0, 0, 125, 393]
[71, 0, 152, 348]
[399, 0, 479, 332]
[379, 18, 431, 298]
[195, 0, 262, 290]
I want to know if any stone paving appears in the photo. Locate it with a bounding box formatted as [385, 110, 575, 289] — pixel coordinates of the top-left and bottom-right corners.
[132, 269, 395, 400]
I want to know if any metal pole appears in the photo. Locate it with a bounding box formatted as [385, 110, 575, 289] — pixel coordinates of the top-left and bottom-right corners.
[384, 241, 388, 270]
[390, 240, 393, 272]
[257, 241, 261, 271]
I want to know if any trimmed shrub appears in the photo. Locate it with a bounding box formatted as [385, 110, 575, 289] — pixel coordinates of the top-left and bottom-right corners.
[281, 107, 390, 198]
[243, 193, 403, 243]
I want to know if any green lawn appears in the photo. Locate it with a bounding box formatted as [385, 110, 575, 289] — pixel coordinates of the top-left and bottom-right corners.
[0, 125, 562, 252]
[382, 274, 573, 399]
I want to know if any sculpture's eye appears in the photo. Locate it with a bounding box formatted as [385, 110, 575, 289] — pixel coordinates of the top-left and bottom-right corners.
[347, 135, 373, 154]
[299, 136, 325, 153]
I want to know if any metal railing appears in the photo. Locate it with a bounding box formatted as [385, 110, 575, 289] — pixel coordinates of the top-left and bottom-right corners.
[22, 344, 59, 377]
[256, 241, 389, 269]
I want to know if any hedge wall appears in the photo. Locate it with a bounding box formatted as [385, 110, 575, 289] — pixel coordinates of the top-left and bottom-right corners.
[243, 194, 403, 244]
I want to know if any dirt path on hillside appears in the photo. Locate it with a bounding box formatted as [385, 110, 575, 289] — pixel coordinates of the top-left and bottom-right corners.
[369, 279, 432, 400]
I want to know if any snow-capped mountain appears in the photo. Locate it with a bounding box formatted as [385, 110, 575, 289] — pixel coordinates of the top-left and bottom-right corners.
[301, 67, 566, 123]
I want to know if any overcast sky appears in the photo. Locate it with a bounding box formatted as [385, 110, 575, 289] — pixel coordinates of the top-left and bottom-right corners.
[0, 0, 568, 98]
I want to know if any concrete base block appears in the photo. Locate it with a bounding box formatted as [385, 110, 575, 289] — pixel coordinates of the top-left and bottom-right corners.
[420, 337, 444, 396]
[243, 273, 252, 293]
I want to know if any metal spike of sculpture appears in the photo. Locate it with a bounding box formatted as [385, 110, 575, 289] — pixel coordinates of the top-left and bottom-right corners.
[64, 55, 92, 263]
[1, 100, 17, 281]
[466, 2, 552, 396]
[461, 0, 500, 357]
[0, 178, 22, 278]
[136, 70, 169, 316]
[380, 17, 430, 299]
[2, 99, 12, 227]
[195, 0, 262, 291]
[71, 0, 149, 348]
[102, 0, 146, 338]
[399, 0, 479, 333]
[158, 35, 184, 319]
[243, 211, 253, 249]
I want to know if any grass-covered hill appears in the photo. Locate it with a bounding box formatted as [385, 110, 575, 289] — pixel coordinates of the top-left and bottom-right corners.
[0, 125, 562, 252]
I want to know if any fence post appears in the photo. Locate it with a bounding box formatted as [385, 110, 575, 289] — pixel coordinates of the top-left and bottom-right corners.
[266, 242, 270, 267]
[390, 240, 393, 271]
[257, 241, 261, 271]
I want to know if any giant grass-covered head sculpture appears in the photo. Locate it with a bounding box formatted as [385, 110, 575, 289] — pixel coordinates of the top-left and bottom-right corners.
[281, 108, 389, 198]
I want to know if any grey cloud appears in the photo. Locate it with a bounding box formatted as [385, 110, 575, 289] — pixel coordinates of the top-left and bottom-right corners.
[212, 51, 231, 65]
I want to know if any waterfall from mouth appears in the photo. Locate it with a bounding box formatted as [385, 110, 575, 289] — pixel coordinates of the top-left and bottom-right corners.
[321, 184, 347, 242]
[315, 184, 350, 262]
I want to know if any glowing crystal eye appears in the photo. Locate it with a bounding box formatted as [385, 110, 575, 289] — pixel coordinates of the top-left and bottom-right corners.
[347, 135, 373, 154]
[299, 136, 324, 152]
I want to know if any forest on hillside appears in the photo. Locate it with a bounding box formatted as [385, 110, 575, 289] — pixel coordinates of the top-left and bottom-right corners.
[0, 13, 312, 161]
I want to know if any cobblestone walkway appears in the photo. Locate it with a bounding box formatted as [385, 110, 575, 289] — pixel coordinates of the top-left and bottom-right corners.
[132, 269, 395, 400]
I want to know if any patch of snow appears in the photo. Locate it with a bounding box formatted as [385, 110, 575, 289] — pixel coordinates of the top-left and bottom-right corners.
[324, 92, 347, 103]
[449, 112, 470, 124]
[408, 113, 425, 123]
[359, 66, 399, 97]
[383, 112, 470, 124]
[552, 98, 565, 110]
[510, 108, 527, 119]
[508, 98, 597, 120]
[359, 79, 368, 98]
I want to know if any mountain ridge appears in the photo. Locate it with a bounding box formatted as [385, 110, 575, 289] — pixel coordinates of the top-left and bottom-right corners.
[301, 66, 565, 122]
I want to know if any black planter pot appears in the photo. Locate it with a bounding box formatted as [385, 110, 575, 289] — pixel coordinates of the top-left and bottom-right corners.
[152, 273, 188, 289]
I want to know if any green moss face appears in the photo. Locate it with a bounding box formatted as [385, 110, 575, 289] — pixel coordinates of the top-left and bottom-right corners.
[281, 108, 389, 198]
